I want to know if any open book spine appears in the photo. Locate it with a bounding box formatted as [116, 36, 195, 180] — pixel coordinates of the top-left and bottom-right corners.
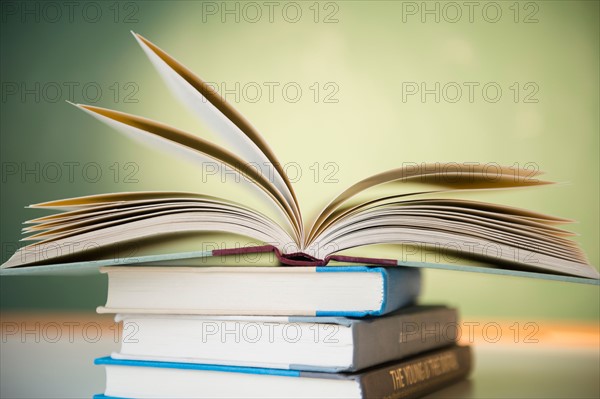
[212, 246, 599, 285]
[213, 245, 398, 267]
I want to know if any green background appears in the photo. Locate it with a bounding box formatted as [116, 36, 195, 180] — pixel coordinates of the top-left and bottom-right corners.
[1, 0, 598, 320]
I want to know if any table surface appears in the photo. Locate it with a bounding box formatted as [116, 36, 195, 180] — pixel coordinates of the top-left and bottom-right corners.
[1, 313, 598, 399]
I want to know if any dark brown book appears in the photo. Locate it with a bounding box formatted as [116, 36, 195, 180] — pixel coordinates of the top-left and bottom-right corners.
[355, 345, 472, 398]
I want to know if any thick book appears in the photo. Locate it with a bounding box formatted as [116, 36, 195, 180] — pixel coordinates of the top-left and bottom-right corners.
[112, 305, 457, 372]
[94, 345, 472, 399]
[2, 32, 598, 283]
[97, 266, 420, 317]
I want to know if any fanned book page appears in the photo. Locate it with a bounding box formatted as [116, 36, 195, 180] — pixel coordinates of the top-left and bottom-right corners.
[1, 32, 598, 283]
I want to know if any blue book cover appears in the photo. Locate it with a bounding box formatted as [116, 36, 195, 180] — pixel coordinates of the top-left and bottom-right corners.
[94, 345, 472, 399]
[313, 266, 420, 317]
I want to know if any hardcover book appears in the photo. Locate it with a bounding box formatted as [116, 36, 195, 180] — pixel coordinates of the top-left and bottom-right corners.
[1, 33, 598, 284]
[94, 345, 472, 399]
[97, 266, 420, 317]
[112, 305, 458, 372]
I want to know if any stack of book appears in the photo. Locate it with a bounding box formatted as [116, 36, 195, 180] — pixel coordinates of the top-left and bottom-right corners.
[2, 32, 597, 399]
[92, 266, 471, 398]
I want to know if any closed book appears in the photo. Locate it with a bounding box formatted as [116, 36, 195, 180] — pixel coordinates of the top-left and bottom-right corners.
[113, 305, 458, 372]
[95, 345, 472, 399]
[97, 266, 421, 317]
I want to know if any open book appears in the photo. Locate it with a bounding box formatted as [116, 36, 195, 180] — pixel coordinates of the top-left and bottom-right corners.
[2, 33, 598, 282]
